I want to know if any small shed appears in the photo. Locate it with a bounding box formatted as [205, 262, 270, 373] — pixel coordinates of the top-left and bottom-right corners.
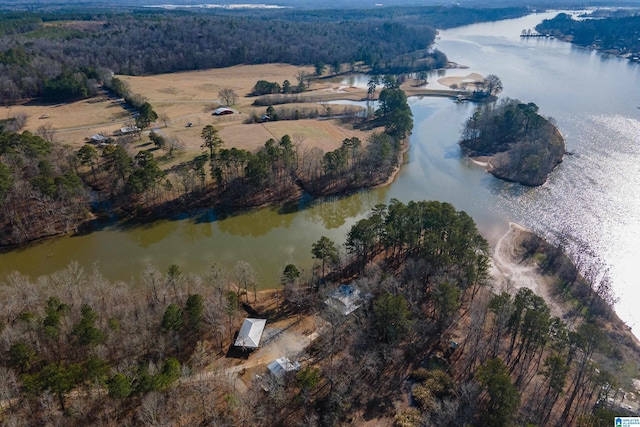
[234, 318, 267, 349]
[90, 134, 108, 144]
[267, 357, 301, 379]
[325, 284, 363, 316]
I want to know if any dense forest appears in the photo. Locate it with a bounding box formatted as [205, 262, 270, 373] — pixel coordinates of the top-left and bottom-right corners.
[0, 6, 531, 104]
[459, 98, 565, 186]
[0, 128, 89, 245]
[535, 12, 640, 58]
[0, 199, 636, 426]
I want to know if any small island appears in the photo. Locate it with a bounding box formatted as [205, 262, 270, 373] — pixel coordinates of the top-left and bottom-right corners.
[459, 98, 565, 186]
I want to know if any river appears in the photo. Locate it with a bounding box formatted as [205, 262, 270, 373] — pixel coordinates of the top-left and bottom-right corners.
[1, 11, 639, 334]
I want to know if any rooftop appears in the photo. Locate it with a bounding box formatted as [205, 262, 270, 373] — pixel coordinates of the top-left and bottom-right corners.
[234, 318, 267, 349]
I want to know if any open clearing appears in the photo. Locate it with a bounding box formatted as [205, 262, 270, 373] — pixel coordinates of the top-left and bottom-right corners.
[0, 63, 379, 156]
[436, 72, 484, 89]
[0, 94, 132, 143]
[0, 63, 466, 159]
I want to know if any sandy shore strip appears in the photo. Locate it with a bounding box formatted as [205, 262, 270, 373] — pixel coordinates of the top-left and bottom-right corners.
[436, 72, 485, 90]
[470, 156, 491, 168]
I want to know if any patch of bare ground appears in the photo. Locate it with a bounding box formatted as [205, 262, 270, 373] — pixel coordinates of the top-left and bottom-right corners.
[399, 74, 483, 98]
[436, 72, 484, 89]
[491, 222, 566, 318]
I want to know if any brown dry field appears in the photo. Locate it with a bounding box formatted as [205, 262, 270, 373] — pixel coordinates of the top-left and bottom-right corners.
[0, 95, 132, 144]
[0, 64, 381, 158]
[0, 63, 467, 163]
[119, 63, 376, 156]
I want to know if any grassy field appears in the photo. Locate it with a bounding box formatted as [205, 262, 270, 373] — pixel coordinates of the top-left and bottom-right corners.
[0, 64, 377, 156]
[0, 63, 474, 162]
[0, 94, 131, 143]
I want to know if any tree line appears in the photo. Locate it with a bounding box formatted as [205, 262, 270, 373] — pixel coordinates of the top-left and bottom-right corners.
[0, 5, 534, 104]
[535, 12, 640, 57]
[0, 10, 438, 104]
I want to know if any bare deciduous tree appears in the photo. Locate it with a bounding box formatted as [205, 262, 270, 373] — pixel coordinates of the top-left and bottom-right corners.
[158, 113, 170, 127]
[234, 260, 256, 302]
[36, 123, 56, 143]
[6, 111, 27, 132]
[218, 87, 238, 106]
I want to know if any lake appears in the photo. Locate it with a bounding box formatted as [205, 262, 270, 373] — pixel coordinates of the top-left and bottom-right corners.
[2, 11, 639, 334]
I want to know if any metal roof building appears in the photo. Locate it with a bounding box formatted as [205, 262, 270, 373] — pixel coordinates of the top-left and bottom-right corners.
[234, 318, 267, 349]
[267, 357, 301, 378]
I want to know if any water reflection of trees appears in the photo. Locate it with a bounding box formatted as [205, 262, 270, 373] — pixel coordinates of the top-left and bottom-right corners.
[128, 220, 180, 249]
[182, 219, 213, 243]
[216, 208, 295, 238]
[216, 186, 389, 237]
[304, 189, 388, 229]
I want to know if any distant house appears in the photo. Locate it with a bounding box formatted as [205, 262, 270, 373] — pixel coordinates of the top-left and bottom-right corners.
[325, 284, 363, 315]
[267, 357, 301, 379]
[90, 134, 108, 144]
[234, 318, 267, 349]
[117, 126, 140, 135]
[213, 107, 234, 116]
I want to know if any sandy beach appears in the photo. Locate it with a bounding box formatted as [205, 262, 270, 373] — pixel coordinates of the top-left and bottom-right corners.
[436, 72, 484, 89]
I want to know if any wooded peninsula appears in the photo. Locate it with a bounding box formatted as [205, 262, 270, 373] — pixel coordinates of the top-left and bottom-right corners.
[535, 11, 640, 61]
[459, 98, 566, 186]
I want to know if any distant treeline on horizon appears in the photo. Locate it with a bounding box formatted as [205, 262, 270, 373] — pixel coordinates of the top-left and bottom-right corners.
[0, 5, 528, 104]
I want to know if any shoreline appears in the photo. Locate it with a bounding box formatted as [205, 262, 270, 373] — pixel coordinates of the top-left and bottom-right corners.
[491, 222, 640, 348]
[372, 139, 410, 189]
[469, 155, 491, 168]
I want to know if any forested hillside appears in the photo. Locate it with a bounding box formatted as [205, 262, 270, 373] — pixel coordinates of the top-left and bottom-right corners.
[0, 200, 636, 426]
[0, 128, 89, 245]
[0, 6, 530, 104]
